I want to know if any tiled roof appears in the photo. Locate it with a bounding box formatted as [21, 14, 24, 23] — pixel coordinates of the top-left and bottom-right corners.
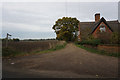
[107, 20, 119, 32]
[91, 17, 114, 34]
[80, 18, 120, 35]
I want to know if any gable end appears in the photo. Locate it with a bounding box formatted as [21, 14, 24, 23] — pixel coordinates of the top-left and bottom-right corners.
[91, 17, 113, 34]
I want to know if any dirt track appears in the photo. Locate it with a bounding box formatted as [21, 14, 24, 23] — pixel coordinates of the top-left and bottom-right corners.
[2, 43, 118, 78]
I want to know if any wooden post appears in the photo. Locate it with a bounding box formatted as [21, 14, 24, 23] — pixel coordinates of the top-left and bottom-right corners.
[6, 33, 11, 48]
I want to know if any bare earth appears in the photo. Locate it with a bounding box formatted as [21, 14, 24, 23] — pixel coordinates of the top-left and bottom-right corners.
[2, 43, 118, 78]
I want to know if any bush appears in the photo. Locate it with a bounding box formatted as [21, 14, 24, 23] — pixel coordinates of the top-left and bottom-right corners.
[51, 42, 67, 50]
[13, 38, 20, 42]
[75, 39, 101, 46]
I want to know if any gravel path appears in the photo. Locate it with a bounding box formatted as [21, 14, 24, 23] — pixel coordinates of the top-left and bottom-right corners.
[2, 43, 118, 78]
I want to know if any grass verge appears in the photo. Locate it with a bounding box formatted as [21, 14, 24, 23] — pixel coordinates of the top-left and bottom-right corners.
[75, 44, 120, 57]
[2, 42, 67, 58]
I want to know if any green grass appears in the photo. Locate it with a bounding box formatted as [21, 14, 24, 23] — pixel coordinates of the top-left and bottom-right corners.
[2, 42, 67, 57]
[75, 44, 120, 57]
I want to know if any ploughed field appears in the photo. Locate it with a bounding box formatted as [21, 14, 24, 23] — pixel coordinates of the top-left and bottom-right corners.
[2, 40, 64, 56]
[2, 40, 61, 53]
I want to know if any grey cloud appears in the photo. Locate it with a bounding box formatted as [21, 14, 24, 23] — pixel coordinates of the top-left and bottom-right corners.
[2, 2, 118, 39]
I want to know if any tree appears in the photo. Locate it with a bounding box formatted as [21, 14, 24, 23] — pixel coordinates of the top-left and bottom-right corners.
[52, 17, 79, 42]
[13, 38, 20, 42]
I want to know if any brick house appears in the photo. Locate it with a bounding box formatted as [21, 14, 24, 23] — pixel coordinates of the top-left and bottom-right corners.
[78, 13, 120, 41]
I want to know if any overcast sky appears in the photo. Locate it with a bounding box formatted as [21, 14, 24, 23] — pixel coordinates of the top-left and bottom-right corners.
[1, 1, 119, 39]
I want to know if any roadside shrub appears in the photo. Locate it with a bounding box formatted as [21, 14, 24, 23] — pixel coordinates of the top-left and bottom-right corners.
[51, 42, 67, 50]
[75, 39, 101, 46]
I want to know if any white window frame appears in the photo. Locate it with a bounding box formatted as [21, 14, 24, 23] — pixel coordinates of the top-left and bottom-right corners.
[99, 24, 106, 32]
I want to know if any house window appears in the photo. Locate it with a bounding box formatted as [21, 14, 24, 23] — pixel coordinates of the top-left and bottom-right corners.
[99, 24, 106, 32]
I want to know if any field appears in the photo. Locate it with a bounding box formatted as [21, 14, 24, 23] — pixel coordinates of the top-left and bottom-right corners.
[2, 40, 66, 57]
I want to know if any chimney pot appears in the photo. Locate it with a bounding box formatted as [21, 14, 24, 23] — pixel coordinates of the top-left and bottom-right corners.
[95, 13, 100, 22]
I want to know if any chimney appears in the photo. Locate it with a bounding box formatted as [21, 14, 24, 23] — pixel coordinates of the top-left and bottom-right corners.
[95, 13, 100, 22]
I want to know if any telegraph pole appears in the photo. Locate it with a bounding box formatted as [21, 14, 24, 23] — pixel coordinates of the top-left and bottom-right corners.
[6, 33, 11, 48]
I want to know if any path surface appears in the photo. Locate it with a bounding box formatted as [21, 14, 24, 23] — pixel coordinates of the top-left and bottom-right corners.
[2, 43, 118, 78]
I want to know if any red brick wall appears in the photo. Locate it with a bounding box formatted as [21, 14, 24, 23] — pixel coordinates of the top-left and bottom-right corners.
[83, 44, 120, 53]
[95, 14, 100, 22]
[97, 45, 120, 53]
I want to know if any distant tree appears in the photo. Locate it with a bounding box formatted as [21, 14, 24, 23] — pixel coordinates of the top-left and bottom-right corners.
[13, 38, 20, 42]
[2, 38, 6, 42]
[52, 17, 79, 42]
[2, 38, 12, 42]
